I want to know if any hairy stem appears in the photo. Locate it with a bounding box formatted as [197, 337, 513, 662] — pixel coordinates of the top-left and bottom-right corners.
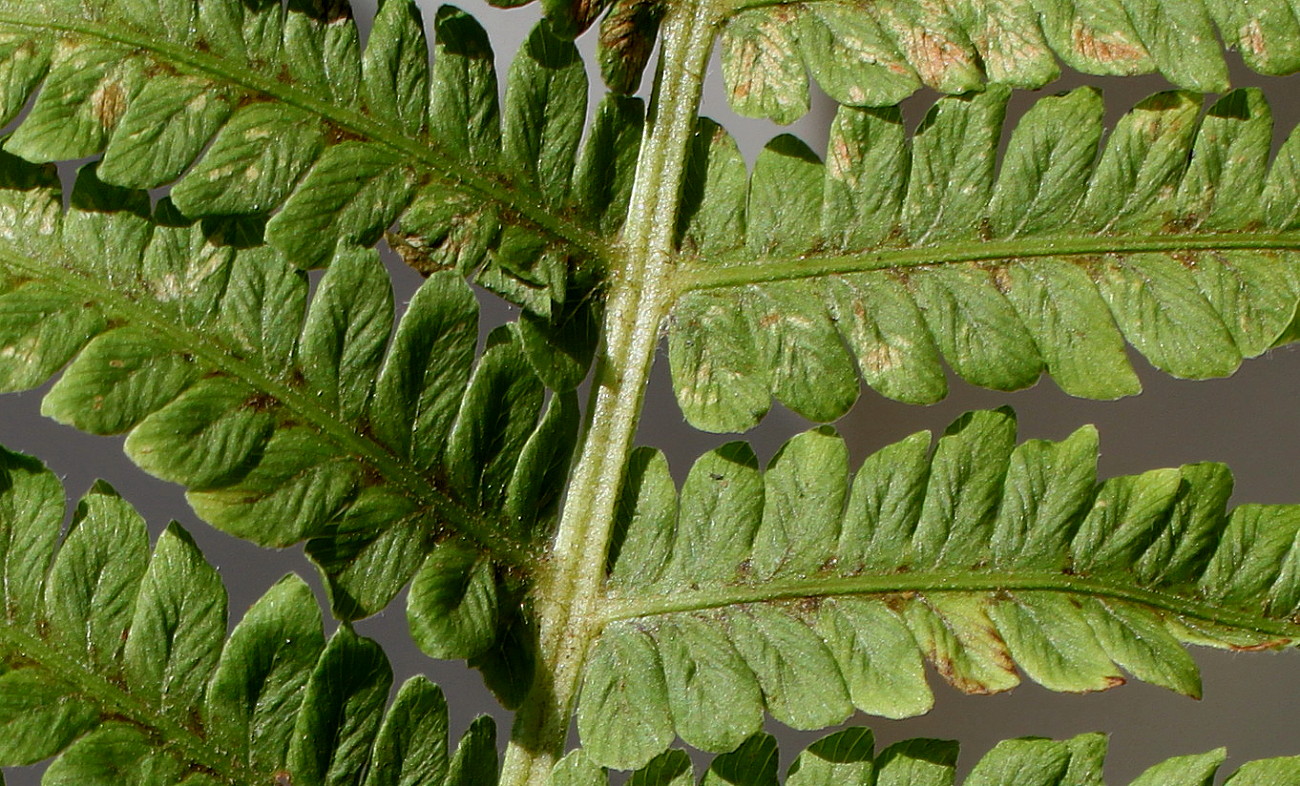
[597, 570, 1300, 639]
[498, 5, 719, 783]
[672, 232, 1300, 292]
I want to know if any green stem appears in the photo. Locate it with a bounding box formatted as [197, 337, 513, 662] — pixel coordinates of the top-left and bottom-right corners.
[597, 570, 1300, 640]
[498, 4, 720, 783]
[673, 232, 1300, 292]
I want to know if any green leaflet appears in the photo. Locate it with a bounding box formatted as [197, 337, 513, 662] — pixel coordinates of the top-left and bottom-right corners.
[428, 5, 501, 164]
[715, 0, 1300, 123]
[44, 481, 151, 669]
[97, 76, 234, 188]
[581, 409, 1300, 769]
[0, 445, 497, 784]
[5, 41, 147, 162]
[363, 0, 431, 138]
[122, 524, 227, 716]
[296, 245, 394, 422]
[877, 738, 959, 786]
[124, 377, 277, 490]
[503, 22, 587, 207]
[721, 9, 808, 126]
[41, 723, 189, 786]
[171, 102, 326, 215]
[42, 327, 201, 436]
[362, 677, 452, 786]
[446, 716, 500, 786]
[407, 540, 501, 660]
[288, 628, 393, 786]
[0, 1, 622, 327]
[597, 0, 662, 95]
[785, 727, 874, 786]
[671, 88, 1300, 431]
[0, 448, 62, 630]
[205, 575, 325, 774]
[264, 142, 419, 267]
[0, 156, 575, 676]
[555, 729, 1300, 785]
[1128, 750, 1225, 785]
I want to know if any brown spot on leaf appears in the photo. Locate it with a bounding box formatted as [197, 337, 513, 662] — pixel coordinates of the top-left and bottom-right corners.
[1230, 638, 1287, 652]
[325, 122, 367, 145]
[359, 463, 385, 487]
[1070, 23, 1147, 66]
[568, 0, 605, 33]
[827, 134, 855, 182]
[882, 593, 911, 612]
[863, 343, 901, 375]
[940, 658, 1014, 695]
[991, 266, 1012, 295]
[730, 76, 752, 101]
[795, 596, 823, 615]
[91, 81, 127, 128]
[244, 392, 279, 413]
[599, 0, 663, 95]
[1241, 19, 1267, 58]
[905, 29, 975, 87]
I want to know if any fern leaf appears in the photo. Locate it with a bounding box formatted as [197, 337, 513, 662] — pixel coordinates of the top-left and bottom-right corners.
[578, 408, 1300, 768]
[0, 1, 633, 327]
[670, 87, 1300, 432]
[554, 728, 1300, 785]
[597, 0, 662, 95]
[0, 444, 498, 785]
[0, 154, 571, 683]
[715, 0, 1300, 123]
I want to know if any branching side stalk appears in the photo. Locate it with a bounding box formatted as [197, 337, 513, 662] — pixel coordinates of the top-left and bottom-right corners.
[499, 5, 720, 784]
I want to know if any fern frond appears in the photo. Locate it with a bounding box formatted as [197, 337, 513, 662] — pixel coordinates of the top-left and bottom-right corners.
[0, 444, 498, 785]
[553, 728, 1300, 785]
[0, 1, 640, 321]
[576, 408, 1300, 768]
[669, 87, 1300, 431]
[717, 0, 1300, 123]
[0, 153, 569, 682]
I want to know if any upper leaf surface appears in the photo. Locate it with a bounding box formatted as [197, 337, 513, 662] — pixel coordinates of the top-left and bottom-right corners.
[671, 87, 1300, 432]
[0, 444, 499, 784]
[579, 409, 1300, 768]
[716, 0, 1300, 123]
[0, 154, 572, 677]
[0, 0, 632, 321]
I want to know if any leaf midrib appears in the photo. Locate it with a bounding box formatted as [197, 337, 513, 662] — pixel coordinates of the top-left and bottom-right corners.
[0, 242, 533, 569]
[597, 568, 1300, 640]
[0, 621, 246, 784]
[0, 8, 611, 267]
[673, 231, 1300, 292]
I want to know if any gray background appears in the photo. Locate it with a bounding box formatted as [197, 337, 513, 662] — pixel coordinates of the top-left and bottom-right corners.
[5, 2, 1300, 782]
